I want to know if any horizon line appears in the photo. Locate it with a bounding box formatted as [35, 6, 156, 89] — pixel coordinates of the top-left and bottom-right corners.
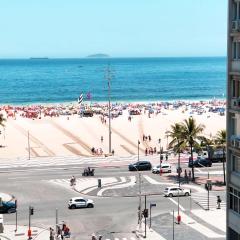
[0, 55, 227, 60]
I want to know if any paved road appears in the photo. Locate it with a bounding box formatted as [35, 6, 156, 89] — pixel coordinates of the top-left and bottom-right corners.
[0, 160, 225, 240]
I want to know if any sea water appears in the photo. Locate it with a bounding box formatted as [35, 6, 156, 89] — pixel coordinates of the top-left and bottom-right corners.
[0, 57, 226, 104]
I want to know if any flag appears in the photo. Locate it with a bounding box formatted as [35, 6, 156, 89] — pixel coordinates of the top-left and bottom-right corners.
[78, 94, 83, 104]
[86, 92, 91, 100]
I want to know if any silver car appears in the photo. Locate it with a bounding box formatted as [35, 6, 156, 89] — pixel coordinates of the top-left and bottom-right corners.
[164, 187, 191, 197]
[68, 197, 94, 209]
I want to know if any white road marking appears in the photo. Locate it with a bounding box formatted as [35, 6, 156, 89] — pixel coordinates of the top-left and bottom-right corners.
[168, 198, 185, 211]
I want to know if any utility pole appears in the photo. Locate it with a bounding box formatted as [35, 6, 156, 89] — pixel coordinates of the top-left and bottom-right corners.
[28, 131, 30, 160]
[173, 210, 175, 240]
[106, 65, 112, 154]
[159, 138, 162, 175]
[144, 195, 147, 238]
[56, 208, 58, 232]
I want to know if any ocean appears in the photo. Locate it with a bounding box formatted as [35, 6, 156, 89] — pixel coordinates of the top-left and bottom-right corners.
[0, 57, 226, 105]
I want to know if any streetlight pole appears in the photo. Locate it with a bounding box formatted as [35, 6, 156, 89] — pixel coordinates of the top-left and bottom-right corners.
[136, 140, 142, 231]
[27, 131, 30, 160]
[159, 138, 162, 175]
[106, 65, 112, 154]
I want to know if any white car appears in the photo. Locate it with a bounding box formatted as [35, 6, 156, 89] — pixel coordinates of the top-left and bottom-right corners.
[152, 163, 172, 174]
[164, 187, 191, 197]
[68, 197, 94, 209]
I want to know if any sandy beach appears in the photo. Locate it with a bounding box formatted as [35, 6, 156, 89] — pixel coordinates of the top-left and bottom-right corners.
[0, 100, 226, 159]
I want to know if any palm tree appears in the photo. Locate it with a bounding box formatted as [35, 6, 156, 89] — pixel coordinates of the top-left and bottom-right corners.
[166, 123, 185, 186]
[181, 117, 205, 181]
[215, 129, 226, 185]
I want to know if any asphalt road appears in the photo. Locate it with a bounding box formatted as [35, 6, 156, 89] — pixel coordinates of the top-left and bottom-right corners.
[0, 161, 225, 240]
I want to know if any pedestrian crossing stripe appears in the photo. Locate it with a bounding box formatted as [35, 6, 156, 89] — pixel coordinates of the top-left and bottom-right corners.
[191, 193, 226, 209]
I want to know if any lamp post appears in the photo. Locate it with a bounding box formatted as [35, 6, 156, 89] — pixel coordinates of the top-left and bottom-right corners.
[106, 65, 112, 154]
[158, 138, 162, 175]
[136, 140, 142, 231]
[199, 161, 211, 210]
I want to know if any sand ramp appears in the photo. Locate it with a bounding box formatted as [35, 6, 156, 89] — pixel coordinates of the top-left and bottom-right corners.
[49, 120, 92, 155]
[13, 123, 55, 157]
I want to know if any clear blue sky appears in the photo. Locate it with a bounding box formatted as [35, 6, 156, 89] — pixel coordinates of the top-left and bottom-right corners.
[0, 0, 227, 58]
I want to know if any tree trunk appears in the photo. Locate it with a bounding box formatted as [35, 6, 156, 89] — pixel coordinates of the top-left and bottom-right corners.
[191, 144, 195, 181]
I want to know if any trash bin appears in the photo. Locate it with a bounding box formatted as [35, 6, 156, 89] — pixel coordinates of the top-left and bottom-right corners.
[98, 179, 101, 188]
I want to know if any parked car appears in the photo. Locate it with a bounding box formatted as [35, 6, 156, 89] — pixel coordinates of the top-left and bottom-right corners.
[152, 163, 172, 174]
[0, 201, 16, 214]
[164, 187, 191, 197]
[68, 197, 94, 209]
[188, 156, 212, 168]
[128, 161, 152, 171]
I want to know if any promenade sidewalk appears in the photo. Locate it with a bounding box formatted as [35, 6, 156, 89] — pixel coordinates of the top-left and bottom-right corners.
[0, 225, 50, 240]
[136, 208, 226, 239]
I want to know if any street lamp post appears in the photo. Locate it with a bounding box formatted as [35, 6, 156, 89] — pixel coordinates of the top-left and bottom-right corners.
[199, 162, 211, 210]
[106, 65, 112, 154]
[136, 140, 142, 231]
[159, 138, 162, 175]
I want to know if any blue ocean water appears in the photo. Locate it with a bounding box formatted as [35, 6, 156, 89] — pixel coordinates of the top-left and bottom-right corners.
[0, 57, 226, 104]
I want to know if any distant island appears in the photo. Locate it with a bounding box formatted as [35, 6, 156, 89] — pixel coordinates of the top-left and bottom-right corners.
[30, 57, 49, 60]
[87, 54, 109, 58]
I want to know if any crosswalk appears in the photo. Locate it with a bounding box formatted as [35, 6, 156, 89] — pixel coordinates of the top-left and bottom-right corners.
[191, 192, 226, 210]
[48, 176, 136, 195]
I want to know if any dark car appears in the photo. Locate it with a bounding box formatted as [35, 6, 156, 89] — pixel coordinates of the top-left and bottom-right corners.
[0, 201, 16, 214]
[188, 157, 212, 168]
[128, 161, 152, 171]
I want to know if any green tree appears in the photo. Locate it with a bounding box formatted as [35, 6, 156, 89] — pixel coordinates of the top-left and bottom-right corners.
[215, 129, 226, 185]
[166, 123, 185, 185]
[181, 117, 205, 181]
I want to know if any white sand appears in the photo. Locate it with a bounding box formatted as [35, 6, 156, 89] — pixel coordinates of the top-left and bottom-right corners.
[0, 106, 225, 158]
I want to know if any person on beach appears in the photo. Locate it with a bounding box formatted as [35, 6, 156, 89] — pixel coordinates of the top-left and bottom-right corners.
[145, 148, 148, 156]
[143, 134, 145, 141]
[101, 136, 103, 143]
[148, 135, 151, 141]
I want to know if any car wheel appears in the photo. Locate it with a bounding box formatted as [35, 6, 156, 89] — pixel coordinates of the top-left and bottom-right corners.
[168, 193, 173, 198]
[7, 208, 16, 214]
[87, 204, 94, 208]
[185, 192, 190, 196]
[70, 205, 76, 209]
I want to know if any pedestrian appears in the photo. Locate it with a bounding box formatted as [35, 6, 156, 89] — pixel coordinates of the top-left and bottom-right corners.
[49, 227, 54, 240]
[98, 235, 103, 240]
[165, 154, 168, 161]
[92, 233, 97, 240]
[188, 170, 192, 180]
[145, 148, 148, 156]
[148, 135, 151, 141]
[217, 196, 222, 209]
[143, 134, 145, 141]
[154, 147, 157, 154]
[184, 169, 188, 183]
[111, 149, 115, 156]
[101, 136, 103, 143]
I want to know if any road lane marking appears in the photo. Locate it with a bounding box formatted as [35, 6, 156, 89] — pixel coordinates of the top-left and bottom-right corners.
[8, 176, 30, 180]
[168, 198, 185, 211]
